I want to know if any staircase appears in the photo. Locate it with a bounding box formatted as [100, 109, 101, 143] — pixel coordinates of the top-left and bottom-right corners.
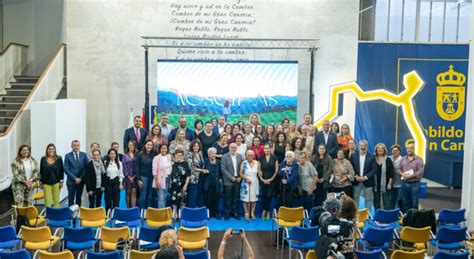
[0, 76, 39, 133]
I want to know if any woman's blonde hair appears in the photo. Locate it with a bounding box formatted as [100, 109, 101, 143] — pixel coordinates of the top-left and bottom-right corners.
[159, 229, 178, 248]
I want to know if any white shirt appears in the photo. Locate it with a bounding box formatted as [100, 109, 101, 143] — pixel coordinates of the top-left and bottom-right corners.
[323, 131, 329, 144]
[106, 161, 124, 182]
[236, 143, 247, 158]
[230, 154, 238, 177]
[23, 159, 32, 180]
[218, 126, 224, 134]
[359, 153, 366, 177]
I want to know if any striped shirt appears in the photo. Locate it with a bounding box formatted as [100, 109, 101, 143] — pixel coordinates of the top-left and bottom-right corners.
[398, 155, 424, 183]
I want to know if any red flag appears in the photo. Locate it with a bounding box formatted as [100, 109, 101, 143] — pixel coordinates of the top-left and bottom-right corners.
[141, 108, 146, 129]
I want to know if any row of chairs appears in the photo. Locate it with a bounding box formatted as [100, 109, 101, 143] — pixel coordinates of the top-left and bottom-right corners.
[12, 205, 210, 230]
[0, 224, 210, 252]
[0, 249, 211, 259]
[270, 206, 472, 259]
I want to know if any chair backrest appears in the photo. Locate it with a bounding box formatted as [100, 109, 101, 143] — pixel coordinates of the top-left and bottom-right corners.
[0, 225, 17, 242]
[183, 250, 210, 259]
[100, 226, 130, 243]
[38, 250, 74, 259]
[400, 226, 431, 244]
[373, 209, 400, 224]
[0, 249, 31, 259]
[87, 251, 121, 259]
[21, 226, 51, 243]
[177, 226, 209, 243]
[63, 226, 95, 243]
[355, 249, 384, 259]
[433, 251, 469, 259]
[390, 249, 425, 259]
[138, 226, 159, 243]
[46, 207, 73, 222]
[129, 249, 160, 259]
[364, 226, 395, 244]
[278, 206, 305, 222]
[289, 226, 320, 243]
[17, 206, 39, 220]
[357, 208, 370, 222]
[113, 207, 141, 222]
[146, 207, 172, 222]
[80, 207, 107, 221]
[306, 250, 317, 259]
[436, 226, 468, 244]
[438, 209, 466, 225]
[181, 207, 209, 221]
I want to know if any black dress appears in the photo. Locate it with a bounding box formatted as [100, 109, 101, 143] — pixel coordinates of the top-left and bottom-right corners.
[204, 159, 221, 217]
[214, 144, 229, 160]
[274, 143, 286, 164]
[198, 132, 219, 157]
[170, 161, 191, 206]
[259, 155, 278, 211]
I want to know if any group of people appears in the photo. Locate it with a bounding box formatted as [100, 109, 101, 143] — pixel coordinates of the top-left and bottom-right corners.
[10, 112, 425, 220]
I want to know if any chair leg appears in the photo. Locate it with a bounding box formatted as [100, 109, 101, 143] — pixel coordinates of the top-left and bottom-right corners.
[277, 227, 280, 250]
[288, 244, 292, 259]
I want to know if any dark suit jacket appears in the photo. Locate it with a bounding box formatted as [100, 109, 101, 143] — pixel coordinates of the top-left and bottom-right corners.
[349, 152, 377, 187]
[64, 151, 89, 185]
[82, 161, 106, 192]
[167, 127, 195, 143]
[212, 125, 224, 135]
[221, 153, 243, 186]
[124, 127, 148, 151]
[313, 130, 339, 158]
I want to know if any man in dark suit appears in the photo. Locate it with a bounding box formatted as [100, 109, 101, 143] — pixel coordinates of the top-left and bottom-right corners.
[167, 116, 194, 142]
[64, 140, 89, 206]
[123, 116, 148, 151]
[212, 116, 226, 135]
[313, 120, 339, 157]
[349, 140, 377, 210]
[221, 143, 243, 220]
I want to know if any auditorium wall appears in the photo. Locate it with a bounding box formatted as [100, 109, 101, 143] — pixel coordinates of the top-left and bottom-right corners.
[67, 0, 359, 147]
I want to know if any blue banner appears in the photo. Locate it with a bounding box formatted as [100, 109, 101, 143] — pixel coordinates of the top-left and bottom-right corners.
[355, 43, 469, 187]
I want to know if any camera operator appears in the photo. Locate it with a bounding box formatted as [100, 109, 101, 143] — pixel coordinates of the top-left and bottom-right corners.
[311, 192, 356, 259]
[218, 228, 255, 259]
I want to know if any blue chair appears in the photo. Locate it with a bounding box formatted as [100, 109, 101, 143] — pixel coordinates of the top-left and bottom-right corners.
[284, 226, 320, 259]
[303, 207, 317, 227]
[438, 209, 466, 228]
[180, 207, 209, 228]
[433, 250, 469, 259]
[429, 226, 468, 252]
[357, 226, 394, 251]
[45, 207, 74, 228]
[368, 209, 400, 228]
[62, 226, 96, 251]
[355, 249, 386, 259]
[0, 249, 30, 259]
[80, 251, 121, 259]
[183, 250, 210, 259]
[0, 225, 21, 249]
[112, 207, 141, 228]
[136, 226, 160, 250]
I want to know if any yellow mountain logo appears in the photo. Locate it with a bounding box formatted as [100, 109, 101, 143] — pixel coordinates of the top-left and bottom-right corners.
[436, 65, 466, 121]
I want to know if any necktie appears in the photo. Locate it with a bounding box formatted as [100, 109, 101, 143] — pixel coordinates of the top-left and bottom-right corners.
[75, 153, 78, 161]
[135, 128, 140, 142]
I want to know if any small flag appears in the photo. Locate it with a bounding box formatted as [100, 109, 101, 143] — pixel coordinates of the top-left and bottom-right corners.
[128, 108, 134, 128]
[153, 107, 158, 125]
[141, 108, 146, 129]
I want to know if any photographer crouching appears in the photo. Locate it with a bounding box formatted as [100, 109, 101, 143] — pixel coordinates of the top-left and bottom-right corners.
[311, 192, 357, 259]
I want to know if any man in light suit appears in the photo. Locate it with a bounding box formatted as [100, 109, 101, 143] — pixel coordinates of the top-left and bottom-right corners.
[123, 116, 148, 152]
[313, 120, 339, 158]
[159, 113, 174, 139]
[168, 116, 194, 142]
[221, 143, 243, 220]
[64, 140, 89, 206]
[350, 140, 377, 210]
